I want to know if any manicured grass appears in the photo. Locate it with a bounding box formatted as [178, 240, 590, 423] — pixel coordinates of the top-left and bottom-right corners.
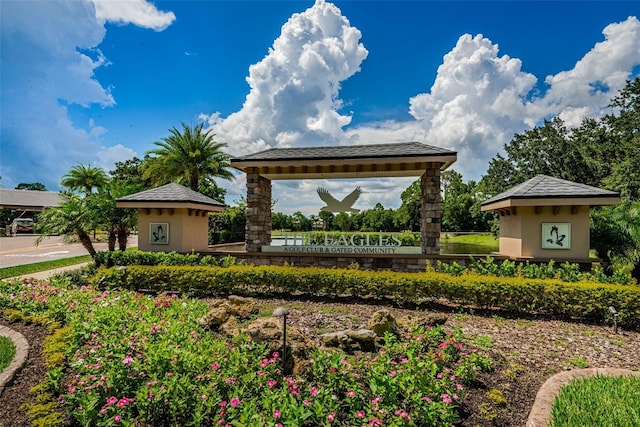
[0, 335, 16, 371]
[441, 233, 498, 247]
[551, 374, 640, 426]
[0, 255, 92, 280]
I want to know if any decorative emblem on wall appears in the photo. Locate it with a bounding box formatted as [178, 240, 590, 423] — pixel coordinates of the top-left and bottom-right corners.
[150, 223, 169, 245]
[541, 223, 571, 249]
[317, 186, 362, 214]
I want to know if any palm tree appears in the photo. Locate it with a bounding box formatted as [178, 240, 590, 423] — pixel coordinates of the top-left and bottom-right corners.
[142, 123, 233, 192]
[61, 164, 109, 195]
[35, 193, 97, 257]
[88, 182, 138, 251]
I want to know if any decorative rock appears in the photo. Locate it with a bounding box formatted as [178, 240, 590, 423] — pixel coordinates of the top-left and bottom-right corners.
[368, 309, 399, 337]
[244, 317, 315, 375]
[219, 316, 241, 338]
[199, 306, 230, 329]
[320, 331, 350, 348]
[345, 329, 378, 352]
[227, 295, 258, 319]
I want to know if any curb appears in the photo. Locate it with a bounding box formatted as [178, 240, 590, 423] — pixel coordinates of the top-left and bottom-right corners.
[526, 367, 640, 426]
[0, 324, 30, 397]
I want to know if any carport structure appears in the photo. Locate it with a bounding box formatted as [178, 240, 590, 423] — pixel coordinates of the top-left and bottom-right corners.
[0, 189, 64, 211]
[230, 142, 457, 254]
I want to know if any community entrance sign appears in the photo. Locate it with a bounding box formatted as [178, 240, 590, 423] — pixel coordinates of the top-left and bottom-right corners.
[262, 231, 421, 255]
[231, 141, 458, 255]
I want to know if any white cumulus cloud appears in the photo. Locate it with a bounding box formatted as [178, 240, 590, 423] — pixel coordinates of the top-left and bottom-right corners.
[201, 0, 368, 156]
[529, 16, 640, 127]
[0, 0, 174, 190]
[92, 0, 176, 31]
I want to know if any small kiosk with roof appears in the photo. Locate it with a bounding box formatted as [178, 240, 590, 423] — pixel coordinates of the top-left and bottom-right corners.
[481, 175, 620, 262]
[116, 183, 225, 253]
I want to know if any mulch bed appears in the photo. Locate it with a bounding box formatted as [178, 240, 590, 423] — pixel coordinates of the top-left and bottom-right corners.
[2, 298, 639, 426]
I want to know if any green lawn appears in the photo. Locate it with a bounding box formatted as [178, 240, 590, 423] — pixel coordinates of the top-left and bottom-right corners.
[0, 336, 16, 372]
[551, 374, 640, 426]
[0, 255, 92, 280]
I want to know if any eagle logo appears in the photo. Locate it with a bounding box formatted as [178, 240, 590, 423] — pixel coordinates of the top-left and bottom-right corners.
[317, 186, 362, 214]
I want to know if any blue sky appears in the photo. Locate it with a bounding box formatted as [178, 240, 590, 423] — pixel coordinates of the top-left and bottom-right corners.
[2, 0, 639, 215]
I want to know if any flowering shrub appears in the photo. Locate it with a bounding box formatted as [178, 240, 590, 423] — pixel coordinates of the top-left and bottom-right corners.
[0, 277, 492, 426]
[94, 264, 640, 329]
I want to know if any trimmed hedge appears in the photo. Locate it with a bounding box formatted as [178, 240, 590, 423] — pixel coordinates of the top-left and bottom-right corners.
[92, 265, 640, 330]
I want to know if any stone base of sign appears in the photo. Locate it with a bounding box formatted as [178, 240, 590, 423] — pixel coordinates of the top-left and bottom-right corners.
[201, 251, 508, 273]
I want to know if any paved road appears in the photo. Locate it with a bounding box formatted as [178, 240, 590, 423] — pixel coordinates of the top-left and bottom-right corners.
[0, 235, 138, 268]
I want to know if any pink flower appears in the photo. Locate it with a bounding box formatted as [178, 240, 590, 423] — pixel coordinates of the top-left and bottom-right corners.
[347, 390, 355, 397]
[201, 394, 207, 401]
[219, 401, 227, 407]
[441, 393, 452, 404]
[389, 370, 397, 377]
[310, 386, 319, 397]
[273, 409, 281, 419]
[114, 415, 121, 423]
[107, 396, 118, 405]
[166, 372, 174, 377]
[211, 362, 220, 370]
[356, 410, 365, 418]
[303, 400, 311, 406]
[327, 413, 335, 422]
[421, 396, 432, 402]
[117, 397, 133, 407]
[230, 397, 241, 407]
[122, 355, 134, 365]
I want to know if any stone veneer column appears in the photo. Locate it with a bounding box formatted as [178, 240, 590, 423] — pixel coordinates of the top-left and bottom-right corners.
[420, 164, 442, 254]
[245, 168, 272, 252]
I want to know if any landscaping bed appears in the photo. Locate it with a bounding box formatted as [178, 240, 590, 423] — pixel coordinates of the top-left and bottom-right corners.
[1, 295, 638, 426]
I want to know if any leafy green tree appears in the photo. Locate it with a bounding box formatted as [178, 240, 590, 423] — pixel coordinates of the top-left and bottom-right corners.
[142, 123, 233, 192]
[291, 211, 311, 231]
[61, 164, 109, 195]
[334, 212, 353, 232]
[15, 182, 46, 191]
[209, 201, 246, 244]
[360, 203, 397, 232]
[196, 177, 227, 203]
[87, 183, 138, 251]
[395, 180, 421, 231]
[482, 118, 595, 195]
[591, 202, 640, 278]
[600, 78, 640, 200]
[442, 171, 492, 232]
[109, 157, 152, 193]
[35, 194, 97, 257]
[318, 210, 334, 231]
[272, 212, 294, 231]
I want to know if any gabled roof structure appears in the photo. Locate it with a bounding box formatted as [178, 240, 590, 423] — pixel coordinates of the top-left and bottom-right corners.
[0, 189, 65, 211]
[116, 183, 225, 211]
[231, 142, 457, 180]
[481, 175, 620, 211]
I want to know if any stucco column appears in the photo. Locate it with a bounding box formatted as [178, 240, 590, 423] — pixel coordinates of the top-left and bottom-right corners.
[420, 164, 441, 254]
[245, 168, 272, 252]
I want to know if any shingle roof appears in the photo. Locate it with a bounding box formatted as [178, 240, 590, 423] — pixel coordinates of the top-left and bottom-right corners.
[481, 175, 620, 205]
[231, 142, 456, 162]
[0, 189, 65, 210]
[117, 183, 225, 207]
